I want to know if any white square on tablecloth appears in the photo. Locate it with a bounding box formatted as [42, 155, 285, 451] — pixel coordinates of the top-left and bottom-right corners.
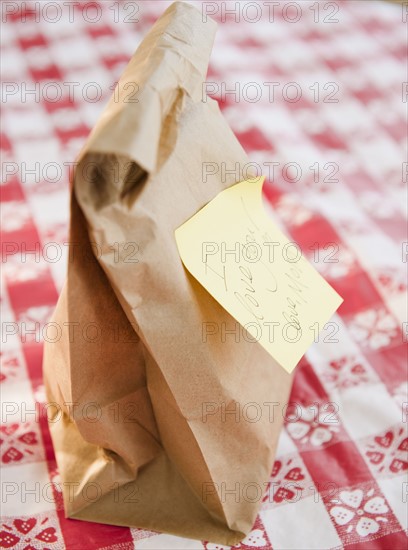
[337, 383, 401, 440]
[275, 426, 298, 457]
[378, 475, 408, 532]
[133, 533, 205, 549]
[261, 495, 341, 549]
[3, 108, 52, 140]
[1, 462, 55, 516]
[2, 379, 36, 424]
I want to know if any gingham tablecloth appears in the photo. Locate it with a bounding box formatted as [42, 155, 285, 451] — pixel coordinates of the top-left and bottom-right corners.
[1, 1, 407, 549]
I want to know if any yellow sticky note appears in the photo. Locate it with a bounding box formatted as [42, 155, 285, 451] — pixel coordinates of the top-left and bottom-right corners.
[175, 177, 343, 373]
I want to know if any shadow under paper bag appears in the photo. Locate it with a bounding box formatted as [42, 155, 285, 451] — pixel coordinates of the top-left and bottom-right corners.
[43, 1, 293, 544]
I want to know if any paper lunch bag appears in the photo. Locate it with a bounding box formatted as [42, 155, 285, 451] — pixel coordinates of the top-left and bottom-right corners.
[43, 2, 293, 544]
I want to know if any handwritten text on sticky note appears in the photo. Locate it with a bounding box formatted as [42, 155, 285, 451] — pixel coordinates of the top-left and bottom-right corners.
[175, 177, 343, 373]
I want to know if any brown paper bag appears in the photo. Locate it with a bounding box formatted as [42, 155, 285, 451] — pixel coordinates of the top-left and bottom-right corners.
[43, 1, 293, 544]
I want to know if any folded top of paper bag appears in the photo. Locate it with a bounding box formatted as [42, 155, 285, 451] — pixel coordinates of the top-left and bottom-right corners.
[83, 1, 217, 174]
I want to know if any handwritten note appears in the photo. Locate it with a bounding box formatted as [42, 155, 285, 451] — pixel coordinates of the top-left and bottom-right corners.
[175, 177, 343, 373]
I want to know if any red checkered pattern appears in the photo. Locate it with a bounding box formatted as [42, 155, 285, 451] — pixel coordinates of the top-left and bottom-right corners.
[1, 1, 407, 549]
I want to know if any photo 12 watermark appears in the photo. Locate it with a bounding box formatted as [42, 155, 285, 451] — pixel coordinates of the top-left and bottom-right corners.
[201, 400, 340, 424]
[201, 479, 342, 505]
[203, 81, 340, 104]
[201, 161, 339, 185]
[1, 1, 140, 24]
[1, 80, 141, 104]
[201, 2, 340, 24]
[1, 479, 140, 506]
[1, 319, 141, 345]
[1, 240, 141, 265]
[1, 399, 142, 424]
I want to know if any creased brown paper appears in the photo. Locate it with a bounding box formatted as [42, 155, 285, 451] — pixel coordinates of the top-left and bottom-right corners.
[43, 1, 293, 544]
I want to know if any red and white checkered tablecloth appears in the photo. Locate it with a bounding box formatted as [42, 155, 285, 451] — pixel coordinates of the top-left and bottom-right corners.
[1, 1, 407, 549]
